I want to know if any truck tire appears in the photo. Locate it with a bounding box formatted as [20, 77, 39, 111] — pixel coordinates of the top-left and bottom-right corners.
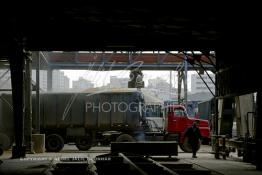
[75, 137, 92, 151]
[0, 133, 11, 150]
[116, 134, 136, 142]
[45, 134, 64, 152]
[179, 137, 200, 153]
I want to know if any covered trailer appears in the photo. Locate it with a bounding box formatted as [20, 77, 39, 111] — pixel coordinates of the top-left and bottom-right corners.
[0, 89, 145, 152]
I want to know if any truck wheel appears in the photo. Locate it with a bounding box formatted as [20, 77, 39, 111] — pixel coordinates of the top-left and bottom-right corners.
[0, 133, 11, 150]
[179, 137, 200, 153]
[75, 137, 92, 151]
[45, 134, 64, 152]
[116, 134, 136, 142]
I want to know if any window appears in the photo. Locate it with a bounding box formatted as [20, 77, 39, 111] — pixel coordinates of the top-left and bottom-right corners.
[174, 109, 186, 117]
[167, 108, 186, 117]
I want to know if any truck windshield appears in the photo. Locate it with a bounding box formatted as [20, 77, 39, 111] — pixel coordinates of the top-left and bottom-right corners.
[174, 109, 186, 117]
[168, 108, 186, 117]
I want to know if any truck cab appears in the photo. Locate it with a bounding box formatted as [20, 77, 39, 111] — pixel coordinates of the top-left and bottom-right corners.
[164, 105, 210, 152]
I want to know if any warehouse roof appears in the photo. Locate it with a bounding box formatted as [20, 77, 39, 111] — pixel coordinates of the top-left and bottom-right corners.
[1, 2, 256, 55]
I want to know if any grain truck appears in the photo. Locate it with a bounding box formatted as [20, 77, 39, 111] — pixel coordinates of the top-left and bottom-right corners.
[0, 89, 146, 152]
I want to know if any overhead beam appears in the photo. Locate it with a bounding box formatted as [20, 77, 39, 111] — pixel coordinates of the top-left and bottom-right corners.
[48, 62, 214, 71]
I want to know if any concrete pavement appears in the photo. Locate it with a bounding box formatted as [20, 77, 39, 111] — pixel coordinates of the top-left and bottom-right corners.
[0, 145, 261, 175]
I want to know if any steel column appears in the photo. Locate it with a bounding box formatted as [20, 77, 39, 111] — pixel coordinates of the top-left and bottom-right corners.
[177, 70, 182, 104]
[184, 55, 188, 109]
[256, 91, 262, 170]
[24, 52, 33, 153]
[169, 70, 172, 99]
[35, 52, 40, 133]
[9, 45, 26, 158]
[214, 51, 219, 159]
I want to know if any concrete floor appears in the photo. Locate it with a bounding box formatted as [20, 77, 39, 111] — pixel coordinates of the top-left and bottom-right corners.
[0, 145, 261, 175]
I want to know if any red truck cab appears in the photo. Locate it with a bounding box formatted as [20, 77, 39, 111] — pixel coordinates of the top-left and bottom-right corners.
[164, 105, 210, 152]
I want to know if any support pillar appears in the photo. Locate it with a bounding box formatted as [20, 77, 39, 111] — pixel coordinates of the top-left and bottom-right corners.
[9, 45, 26, 158]
[256, 91, 262, 170]
[35, 52, 40, 133]
[184, 56, 188, 109]
[24, 52, 33, 153]
[169, 71, 172, 99]
[177, 70, 182, 104]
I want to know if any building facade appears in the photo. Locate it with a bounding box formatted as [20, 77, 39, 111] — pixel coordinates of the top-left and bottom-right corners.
[52, 70, 70, 91]
[147, 77, 176, 101]
[1, 69, 70, 92]
[109, 76, 129, 88]
[191, 73, 215, 94]
[72, 77, 94, 91]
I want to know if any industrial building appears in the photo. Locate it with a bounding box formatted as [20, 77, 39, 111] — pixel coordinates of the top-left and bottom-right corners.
[0, 2, 261, 175]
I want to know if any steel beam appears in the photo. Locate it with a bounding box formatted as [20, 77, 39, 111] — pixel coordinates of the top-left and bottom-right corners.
[39, 51, 49, 65]
[48, 62, 214, 71]
[191, 63, 215, 97]
[0, 69, 9, 80]
[195, 57, 215, 85]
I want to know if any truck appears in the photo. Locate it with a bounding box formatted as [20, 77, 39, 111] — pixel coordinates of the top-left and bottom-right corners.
[0, 89, 210, 153]
[163, 104, 210, 152]
[0, 89, 146, 152]
[143, 99, 211, 152]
